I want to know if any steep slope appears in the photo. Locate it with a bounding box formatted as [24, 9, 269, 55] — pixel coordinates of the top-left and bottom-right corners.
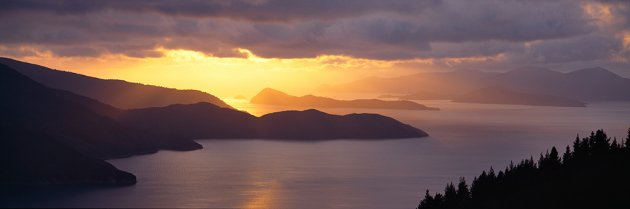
[0, 57, 232, 109]
[0, 63, 201, 159]
[0, 64, 145, 185]
[251, 88, 438, 110]
[0, 129, 136, 185]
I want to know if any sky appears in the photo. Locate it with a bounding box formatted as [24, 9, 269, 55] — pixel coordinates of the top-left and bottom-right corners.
[1, 0, 629, 97]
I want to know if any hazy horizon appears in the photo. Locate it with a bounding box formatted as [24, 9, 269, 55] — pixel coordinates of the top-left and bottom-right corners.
[2, 0, 630, 97]
[2, 1, 630, 209]
[3, 56, 630, 101]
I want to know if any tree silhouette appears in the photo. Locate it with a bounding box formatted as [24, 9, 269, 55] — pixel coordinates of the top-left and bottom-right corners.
[418, 190, 435, 209]
[416, 129, 630, 209]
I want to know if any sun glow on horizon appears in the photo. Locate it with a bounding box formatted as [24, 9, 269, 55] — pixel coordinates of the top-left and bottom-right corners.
[4, 46, 513, 101]
[7, 47, 425, 99]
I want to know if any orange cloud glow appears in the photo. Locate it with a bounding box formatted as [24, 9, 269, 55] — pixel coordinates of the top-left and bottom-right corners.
[6, 47, 509, 100]
[10, 48, 421, 98]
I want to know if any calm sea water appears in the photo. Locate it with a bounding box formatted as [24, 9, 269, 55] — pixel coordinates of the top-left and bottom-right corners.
[5, 101, 630, 209]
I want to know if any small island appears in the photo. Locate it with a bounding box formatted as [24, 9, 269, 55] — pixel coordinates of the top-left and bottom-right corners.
[1, 63, 429, 186]
[117, 103, 429, 140]
[251, 88, 439, 110]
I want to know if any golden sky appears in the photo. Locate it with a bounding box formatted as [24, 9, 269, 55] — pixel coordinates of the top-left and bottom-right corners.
[11, 48, 429, 98]
[2, 0, 629, 100]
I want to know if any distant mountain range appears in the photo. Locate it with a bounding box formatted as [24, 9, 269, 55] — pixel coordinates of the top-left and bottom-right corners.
[0, 57, 232, 109]
[320, 67, 630, 106]
[1, 61, 427, 185]
[251, 88, 439, 110]
[451, 87, 586, 107]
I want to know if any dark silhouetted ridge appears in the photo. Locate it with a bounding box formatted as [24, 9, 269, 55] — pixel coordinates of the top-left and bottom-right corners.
[0, 64, 144, 185]
[0, 63, 201, 160]
[116, 103, 259, 139]
[1, 61, 429, 185]
[117, 104, 429, 140]
[257, 109, 428, 139]
[0, 129, 136, 185]
[0, 57, 232, 109]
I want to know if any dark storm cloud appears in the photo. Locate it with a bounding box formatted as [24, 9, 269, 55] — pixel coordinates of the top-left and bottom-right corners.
[0, 0, 628, 68]
[0, 0, 441, 21]
[525, 34, 623, 63]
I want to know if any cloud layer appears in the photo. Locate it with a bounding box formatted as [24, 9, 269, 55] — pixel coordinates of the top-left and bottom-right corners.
[1, 0, 629, 70]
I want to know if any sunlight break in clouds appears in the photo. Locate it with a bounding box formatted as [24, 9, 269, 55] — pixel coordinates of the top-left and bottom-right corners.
[1, 0, 630, 96]
[12, 47, 424, 98]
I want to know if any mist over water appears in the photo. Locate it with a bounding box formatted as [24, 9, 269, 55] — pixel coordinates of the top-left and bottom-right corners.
[7, 101, 630, 209]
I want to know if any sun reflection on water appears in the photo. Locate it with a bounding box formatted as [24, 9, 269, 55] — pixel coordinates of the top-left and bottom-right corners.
[241, 180, 281, 209]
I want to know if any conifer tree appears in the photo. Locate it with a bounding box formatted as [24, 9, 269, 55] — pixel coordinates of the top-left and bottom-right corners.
[444, 183, 457, 201]
[456, 178, 470, 201]
[418, 190, 435, 209]
[416, 129, 630, 209]
[562, 146, 571, 165]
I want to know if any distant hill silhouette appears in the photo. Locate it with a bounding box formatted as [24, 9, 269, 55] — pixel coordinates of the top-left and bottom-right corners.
[452, 87, 586, 107]
[116, 103, 428, 140]
[0, 57, 232, 109]
[251, 88, 438, 110]
[416, 129, 630, 209]
[116, 103, 259, 139]
[1, 63, 428, 184]
[321, 67, 630, 103]
[0, 63, 202, 160]
[319, 70, 502, 98]
[498, 67, 630, 102]
[256, 109, 428, 139]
